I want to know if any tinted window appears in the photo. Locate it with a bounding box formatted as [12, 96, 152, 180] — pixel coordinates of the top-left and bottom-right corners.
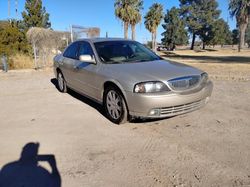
[94, 41, 160, 64]
[78, 42, 94, 57]
[63, 42, 79, 59]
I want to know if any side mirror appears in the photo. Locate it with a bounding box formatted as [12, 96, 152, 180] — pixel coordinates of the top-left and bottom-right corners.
[79, 55, 96, 64]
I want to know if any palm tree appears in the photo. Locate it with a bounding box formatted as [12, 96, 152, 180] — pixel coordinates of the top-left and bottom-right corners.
[229, 0, 250, 51]
[128, 0, 143, 40]
[114, 0, 131, 39]
[144, 3, 164, 51]
[115, 0, 143, 40]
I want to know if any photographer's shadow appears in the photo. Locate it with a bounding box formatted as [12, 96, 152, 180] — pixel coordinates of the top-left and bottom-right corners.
[0, 142, 61, 187]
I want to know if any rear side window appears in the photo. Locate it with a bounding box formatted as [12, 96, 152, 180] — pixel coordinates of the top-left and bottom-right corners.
[63, 42, 79, 59]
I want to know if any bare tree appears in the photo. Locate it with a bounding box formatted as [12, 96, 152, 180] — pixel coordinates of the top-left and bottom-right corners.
[27, 27, 70, 69]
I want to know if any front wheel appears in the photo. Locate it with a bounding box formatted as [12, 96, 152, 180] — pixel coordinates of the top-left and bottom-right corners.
[104, 87, 128, 124]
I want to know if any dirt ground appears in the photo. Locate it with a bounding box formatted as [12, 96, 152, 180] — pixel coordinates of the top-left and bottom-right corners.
[0, 50, 250, 186]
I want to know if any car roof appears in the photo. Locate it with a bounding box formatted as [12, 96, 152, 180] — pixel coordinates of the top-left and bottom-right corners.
[75, 37, 133, 43]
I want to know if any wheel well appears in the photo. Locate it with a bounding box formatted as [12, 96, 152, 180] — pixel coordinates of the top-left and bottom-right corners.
[103, 81, 130, 117]
[56, 68, 66, 82]
[56, 68, 61, 74]
[103, 81, 127, 104]
[104, 82, 120, 93]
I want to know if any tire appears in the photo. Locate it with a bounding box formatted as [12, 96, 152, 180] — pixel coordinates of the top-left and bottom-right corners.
[57, 71, 67, 93]
[104, 86, 128, 124]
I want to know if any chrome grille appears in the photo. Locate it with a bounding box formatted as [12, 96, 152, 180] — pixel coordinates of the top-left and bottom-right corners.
[160, 100, 205, 116]
[168, 75, 200, 90]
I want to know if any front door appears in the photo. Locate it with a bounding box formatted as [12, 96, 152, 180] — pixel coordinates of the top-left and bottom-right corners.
[73, 41, 100, 99]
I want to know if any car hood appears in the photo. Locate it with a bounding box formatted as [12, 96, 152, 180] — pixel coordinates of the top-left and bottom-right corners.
[102, 60, 203, 91]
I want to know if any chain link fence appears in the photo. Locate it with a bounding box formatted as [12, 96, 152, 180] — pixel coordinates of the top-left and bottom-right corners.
[71, 25, 100, 42]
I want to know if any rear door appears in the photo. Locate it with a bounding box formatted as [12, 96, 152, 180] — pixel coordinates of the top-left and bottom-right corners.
[60, 42, 80, 87]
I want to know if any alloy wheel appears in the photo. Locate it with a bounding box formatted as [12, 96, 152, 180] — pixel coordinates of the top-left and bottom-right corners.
[106, 90, 122, 120]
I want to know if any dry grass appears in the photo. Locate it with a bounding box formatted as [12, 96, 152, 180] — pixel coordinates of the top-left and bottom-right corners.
[171, 48, 250, 57]
[9, 54, 34, 70]
[160, 48, 250, 81]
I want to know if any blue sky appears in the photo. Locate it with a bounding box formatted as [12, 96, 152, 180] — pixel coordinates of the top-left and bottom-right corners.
[0, 0, 236, 43]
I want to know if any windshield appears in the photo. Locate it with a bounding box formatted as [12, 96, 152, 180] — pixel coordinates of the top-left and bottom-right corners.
[94, 41, 161, 64]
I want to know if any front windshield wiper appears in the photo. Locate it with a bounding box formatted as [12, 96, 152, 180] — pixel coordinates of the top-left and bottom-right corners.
[105, 58, 160, 64]
[128, 59, 159, 63]
[123, 59, 148, 63]
[105, 61, 123, 64]
[135, 59, 149, 62]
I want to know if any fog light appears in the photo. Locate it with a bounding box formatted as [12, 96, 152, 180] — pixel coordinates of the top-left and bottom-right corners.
[149, 109, 161, 116]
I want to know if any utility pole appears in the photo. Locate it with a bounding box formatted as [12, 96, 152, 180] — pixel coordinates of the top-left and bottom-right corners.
[8, 0, 11, 18]
[70, 25, 73, 42]
[15, 0, 18, 19]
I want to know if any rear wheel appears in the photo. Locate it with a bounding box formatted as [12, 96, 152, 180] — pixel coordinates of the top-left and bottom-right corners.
[104, 87, 128, 124]
[57, 71, 67, 93]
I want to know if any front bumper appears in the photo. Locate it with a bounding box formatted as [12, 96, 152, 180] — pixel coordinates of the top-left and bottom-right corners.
[125, 81, 213, 118]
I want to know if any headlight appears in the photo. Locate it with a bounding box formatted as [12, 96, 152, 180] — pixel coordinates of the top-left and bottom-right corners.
[201, 73, 209, 84]
[134, 81, 170, 93]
